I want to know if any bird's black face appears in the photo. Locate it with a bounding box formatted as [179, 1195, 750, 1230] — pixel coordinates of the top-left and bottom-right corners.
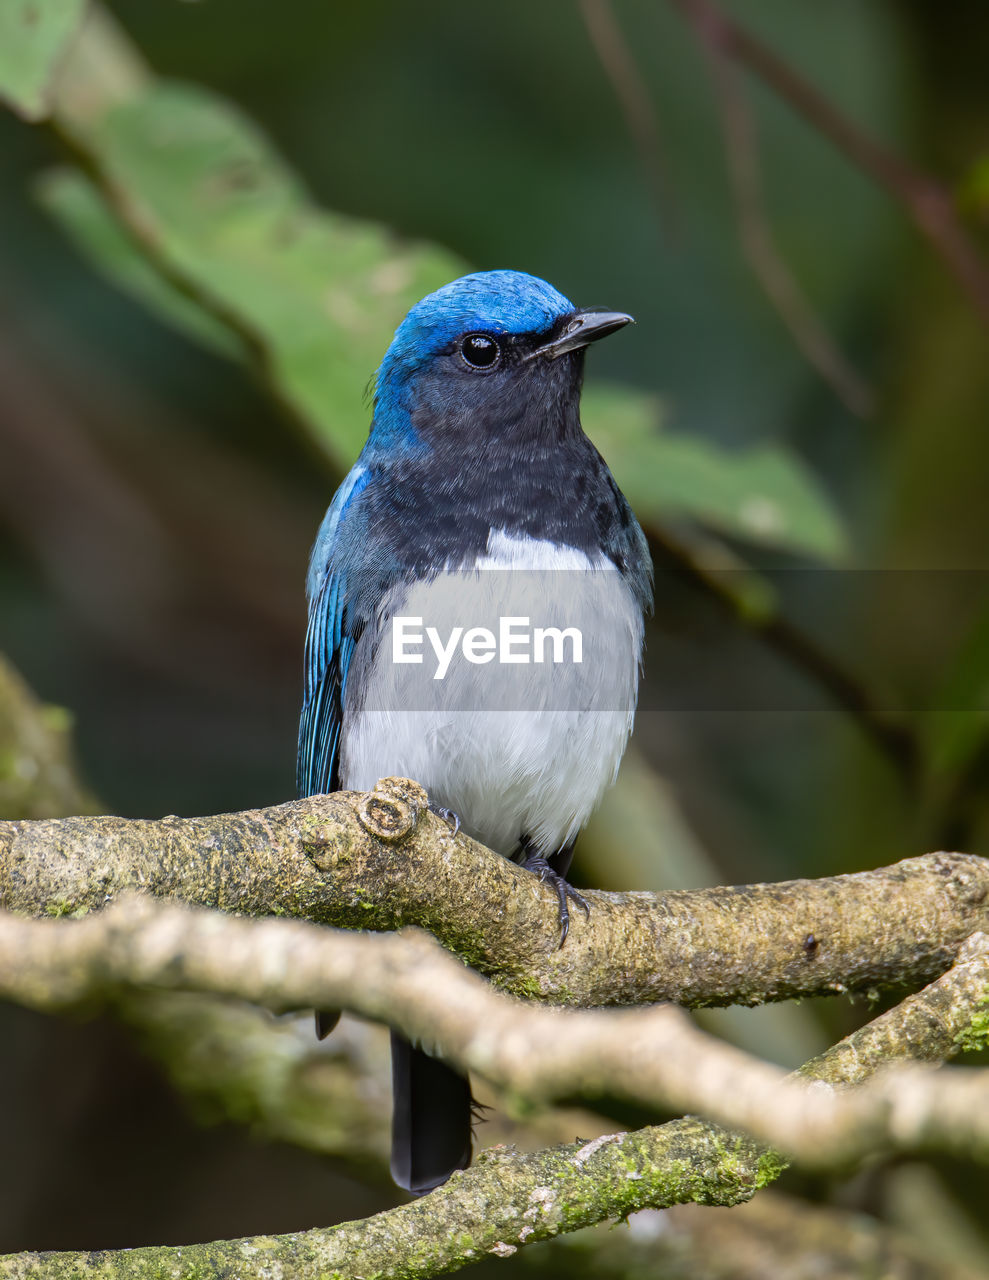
[409, 309, 632, 452]
[442, 307, 634, 380]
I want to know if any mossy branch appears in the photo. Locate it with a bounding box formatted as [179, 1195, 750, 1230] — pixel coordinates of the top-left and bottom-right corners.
[651, 1191, 988, 1280]
[1, 892, 989, 1171]
[0, 1119, 774, 1280]
[118, 995, 611, 1173]
[85, 992, 989, 1276]
[2, 776, 988, 1011]
[3, 672, 989, 1275]
[1, 921, 986, 1279]
[0, 655, 98, 820]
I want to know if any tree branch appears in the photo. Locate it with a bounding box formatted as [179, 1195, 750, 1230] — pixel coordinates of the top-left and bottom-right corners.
[2, 777, 986, 1009]
[647, 525, 922, 786]
[682, 0, 874, 418]
[117, 994, 611, 1177]
[0, 1118, 775, 1280]
[669, 0, 989, 325]
[655, 1192, 987, 1280]
[118, 995, 394, 1171]
[2, 891, 989, 1170]
[1, 909, 986, 1278]
[0, 655, 99, 820]
[578, 0, 677, 235]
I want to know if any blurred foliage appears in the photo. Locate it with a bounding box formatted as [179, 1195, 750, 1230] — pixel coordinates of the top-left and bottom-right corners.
[34, 12, 847, 558]
[958, 155, 989, 221]
[582, 385, 845, 558]
[42, 135, 848, 559]
[48, 72, 466, 463]
[1, 0, 989, 1269]
[0, 0, 85, 120]
[926, 603, 989, 780]
[0, 653, 97, 819]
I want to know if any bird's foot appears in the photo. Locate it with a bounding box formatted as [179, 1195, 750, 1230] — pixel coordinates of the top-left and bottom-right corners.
[520, 852, 590, 947]
[470, 1098, 492, 1127]
[429, 804, 462, 838]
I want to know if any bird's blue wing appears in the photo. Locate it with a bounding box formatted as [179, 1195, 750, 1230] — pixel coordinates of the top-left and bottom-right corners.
[297, 464, 370, 798]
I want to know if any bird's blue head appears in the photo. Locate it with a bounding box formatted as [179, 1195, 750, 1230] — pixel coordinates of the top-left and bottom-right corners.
[368, 270, 632, 451]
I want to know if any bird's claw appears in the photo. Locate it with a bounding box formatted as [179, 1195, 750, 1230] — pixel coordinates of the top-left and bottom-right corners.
[430, 804, 462, 838]
[520, 852, 590, 948]
[314, 1008, 341, 1040]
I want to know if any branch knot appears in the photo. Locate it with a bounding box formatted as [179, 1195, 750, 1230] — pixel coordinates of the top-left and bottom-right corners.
[355, 777, 426, 842]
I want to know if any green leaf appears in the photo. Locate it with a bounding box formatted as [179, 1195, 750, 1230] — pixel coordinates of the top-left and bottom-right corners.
[0, 0, 86, 120]
[36, 169, 242, 359]
[50, 80, 466, 465]
[958, 155, 989, 219]
[42, 158, 846, 561]
[582, 385, 847, 561]
[924, 604, 989, 778]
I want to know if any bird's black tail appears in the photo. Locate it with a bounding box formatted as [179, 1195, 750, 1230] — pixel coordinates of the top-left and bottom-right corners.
[389, 1030, 473, 1195]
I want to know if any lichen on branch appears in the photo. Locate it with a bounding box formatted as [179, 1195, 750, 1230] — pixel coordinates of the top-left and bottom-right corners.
[1, 919, 986, 1280]
[2, 776, 988, 1011]
[1, 892, 988, 1171]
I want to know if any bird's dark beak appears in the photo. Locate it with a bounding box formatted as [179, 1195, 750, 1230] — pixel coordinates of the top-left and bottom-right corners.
[528, 308, 634, 361]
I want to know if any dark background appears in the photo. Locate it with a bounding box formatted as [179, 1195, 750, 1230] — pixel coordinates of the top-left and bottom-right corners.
[1, 0, 988, 1267]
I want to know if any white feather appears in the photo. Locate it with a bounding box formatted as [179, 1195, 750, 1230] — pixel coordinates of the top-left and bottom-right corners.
[341, 529, 643, 855]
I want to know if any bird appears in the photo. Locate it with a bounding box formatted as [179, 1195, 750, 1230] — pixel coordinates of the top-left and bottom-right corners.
[297, 269, 652, 1195]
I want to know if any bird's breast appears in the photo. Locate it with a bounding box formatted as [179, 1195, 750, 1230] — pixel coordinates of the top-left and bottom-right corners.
[339, 530, 643, 854]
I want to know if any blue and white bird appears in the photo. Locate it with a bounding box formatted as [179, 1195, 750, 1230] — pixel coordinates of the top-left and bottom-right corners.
[298, 269, 652, 1195]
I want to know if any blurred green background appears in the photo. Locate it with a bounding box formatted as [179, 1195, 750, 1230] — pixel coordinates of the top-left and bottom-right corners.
[1, 0, 988, 1270]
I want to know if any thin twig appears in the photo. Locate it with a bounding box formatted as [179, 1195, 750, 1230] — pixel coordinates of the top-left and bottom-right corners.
[578, 0, 677, 234]
[685, 3, 874, 417]
[669, 0, 989, 324]
[648, 522, 922, 785]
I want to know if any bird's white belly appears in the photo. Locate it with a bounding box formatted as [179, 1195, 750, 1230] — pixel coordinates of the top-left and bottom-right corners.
[340, 532, 643, 855]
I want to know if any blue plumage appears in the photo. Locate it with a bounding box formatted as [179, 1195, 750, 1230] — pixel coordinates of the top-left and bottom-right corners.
[380, 270, 575, 377]
[297, 463, 369, 797]
[298, 269, 652, 1195]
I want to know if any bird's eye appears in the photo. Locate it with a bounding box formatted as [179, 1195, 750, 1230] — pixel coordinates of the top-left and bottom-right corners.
[459, 332, 501, 370]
